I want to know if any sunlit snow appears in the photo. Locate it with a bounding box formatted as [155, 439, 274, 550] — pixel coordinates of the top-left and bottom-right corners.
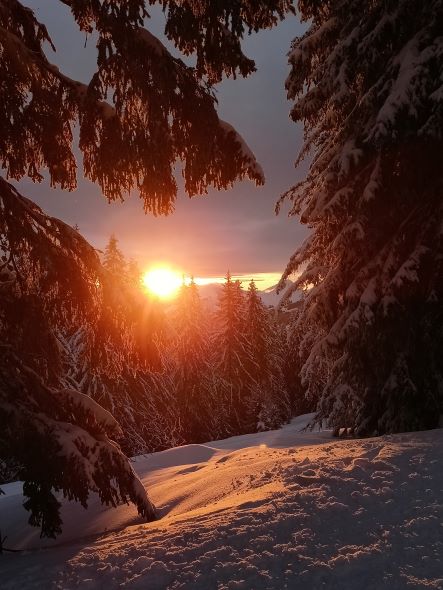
[1, 414, 442, 589]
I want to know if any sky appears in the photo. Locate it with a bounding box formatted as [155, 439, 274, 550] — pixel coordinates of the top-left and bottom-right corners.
[16, 2, 309, 289]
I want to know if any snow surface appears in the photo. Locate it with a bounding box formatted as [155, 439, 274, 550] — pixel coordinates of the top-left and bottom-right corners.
[57, 388, 122, 436]
[1, 415, 443, 589]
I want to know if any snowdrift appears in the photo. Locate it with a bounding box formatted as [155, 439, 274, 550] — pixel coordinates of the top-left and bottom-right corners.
[1, 415, 442, 589]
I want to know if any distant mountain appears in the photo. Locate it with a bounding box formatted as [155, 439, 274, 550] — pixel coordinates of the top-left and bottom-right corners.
[259, 279, 300, 308]
[196, 283, 224, 308]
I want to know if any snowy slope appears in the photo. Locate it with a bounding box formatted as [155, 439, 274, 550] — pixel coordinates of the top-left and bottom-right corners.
[1, 415, 443, 589]
[259, 280, 299, 308]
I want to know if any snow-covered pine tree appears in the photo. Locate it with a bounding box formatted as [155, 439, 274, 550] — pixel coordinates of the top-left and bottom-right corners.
[278, 0, 443, 435]
[61, 325, 184, 457]
[246, 280, 290, 430]
[103, 235, 127, 278]
[169, 279, 215, 441]
[247, 281, 269, 372]
[101, 235, 133, 327]
[1, 0, 296, 534]
[282, 305, 319, 417]
[213, 273, 258, 433]
[61, 249, 172, 454]
[0, 181, 156, 536]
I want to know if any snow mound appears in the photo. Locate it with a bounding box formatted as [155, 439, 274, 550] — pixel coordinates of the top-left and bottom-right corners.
[2, 415, 443, 589]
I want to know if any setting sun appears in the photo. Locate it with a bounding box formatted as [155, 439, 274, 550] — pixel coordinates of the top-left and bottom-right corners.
[142, 267, 182, 299]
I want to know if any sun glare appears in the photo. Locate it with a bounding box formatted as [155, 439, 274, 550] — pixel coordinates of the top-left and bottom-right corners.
[142, 267, 182, 299]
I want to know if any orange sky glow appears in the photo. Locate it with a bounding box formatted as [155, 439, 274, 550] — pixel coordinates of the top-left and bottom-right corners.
[190, 272, 283, 290]
[141, 266, 283, 299]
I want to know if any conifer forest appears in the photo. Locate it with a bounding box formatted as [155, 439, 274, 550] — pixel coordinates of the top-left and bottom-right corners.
[0, 1, 442, 588]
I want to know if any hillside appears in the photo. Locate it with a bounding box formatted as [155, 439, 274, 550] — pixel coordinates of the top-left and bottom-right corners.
[1, 415, 442, 589]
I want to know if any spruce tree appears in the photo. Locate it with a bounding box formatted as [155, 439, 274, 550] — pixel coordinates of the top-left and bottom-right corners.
[103, 235, 127, 278]
[278, 0, 443, 435]
[214, 273, 257, 432]
[0, 183, 157, 536]
[246, 280, 290, 429]
[247, 280, 270, 374]
[170, 279, 214, 441]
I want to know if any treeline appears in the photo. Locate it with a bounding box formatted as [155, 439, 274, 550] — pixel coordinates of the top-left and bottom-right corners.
[59, 236, 293, 457]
